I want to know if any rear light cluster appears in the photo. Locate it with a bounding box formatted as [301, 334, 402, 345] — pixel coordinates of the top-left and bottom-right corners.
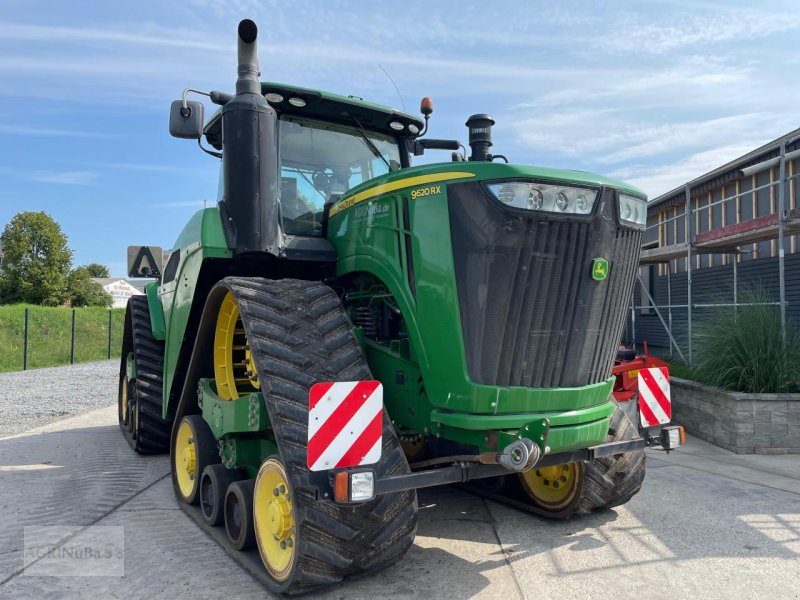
[660, 425, 685, 450]
[333, 470, 375, 503]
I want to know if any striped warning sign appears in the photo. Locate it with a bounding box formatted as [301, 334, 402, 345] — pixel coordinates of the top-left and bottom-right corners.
[637, 367, 671, 428]
[307, 381, 383, 472]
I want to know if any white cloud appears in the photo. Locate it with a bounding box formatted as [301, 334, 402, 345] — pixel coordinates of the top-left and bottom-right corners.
[24, 170, 99, 185]
[608, 143, 760, 198]
[606, 9, 800, 55]
[0, 21, 227, 51]
[0, 125, 112, 137]
[93, 162, 200, 173]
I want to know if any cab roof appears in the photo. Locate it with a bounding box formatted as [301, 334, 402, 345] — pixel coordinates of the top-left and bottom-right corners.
[204, 81, 424, 150]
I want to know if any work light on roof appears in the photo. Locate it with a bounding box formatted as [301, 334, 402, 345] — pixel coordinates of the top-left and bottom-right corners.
[389, 121, 405, 131]
[288, 97, 307, 107]
[264, 92, 284, 103]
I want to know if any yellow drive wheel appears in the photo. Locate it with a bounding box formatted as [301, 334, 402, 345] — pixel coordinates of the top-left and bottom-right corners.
[214, 291, 259, 400]
[519, 462, 584, 514]
[254, 458, 296, 582]
[173, 415, 216, 504]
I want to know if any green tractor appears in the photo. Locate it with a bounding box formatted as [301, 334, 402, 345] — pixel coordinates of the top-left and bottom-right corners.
[118, 19, 682, 594]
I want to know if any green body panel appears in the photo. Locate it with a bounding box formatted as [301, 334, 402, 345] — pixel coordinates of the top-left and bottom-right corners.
[144, 282, 166, 340]
[328, 162, 635, 454]
[159, 207, 231, 417]
[430, 393, 615, 429]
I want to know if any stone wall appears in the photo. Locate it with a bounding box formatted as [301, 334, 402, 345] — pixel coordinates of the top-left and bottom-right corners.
[670, 377, 800, 454]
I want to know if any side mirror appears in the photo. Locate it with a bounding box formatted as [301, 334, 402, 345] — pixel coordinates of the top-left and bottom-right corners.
[127, 246, 163, 279]
[169, 100, 204, 139]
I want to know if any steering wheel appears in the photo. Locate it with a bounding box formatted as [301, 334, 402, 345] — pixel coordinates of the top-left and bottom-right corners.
[312, 170, 333, 194]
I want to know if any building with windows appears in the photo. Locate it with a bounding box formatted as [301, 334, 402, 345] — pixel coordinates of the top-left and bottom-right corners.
[627, 128, 800, 360]
[92, 278, 145, 309]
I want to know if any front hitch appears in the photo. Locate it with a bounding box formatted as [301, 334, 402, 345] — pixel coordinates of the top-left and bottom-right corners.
[497, 438, 540, 471]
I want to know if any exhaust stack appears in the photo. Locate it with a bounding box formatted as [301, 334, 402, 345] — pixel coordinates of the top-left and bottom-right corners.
[220, 19, 280, 255]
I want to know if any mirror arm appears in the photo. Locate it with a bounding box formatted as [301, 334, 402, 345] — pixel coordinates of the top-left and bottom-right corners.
[182, 88, 211, 111]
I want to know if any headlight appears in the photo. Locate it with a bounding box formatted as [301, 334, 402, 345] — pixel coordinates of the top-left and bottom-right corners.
[486, 182, 598, 215]
[618, 193, 648, 228]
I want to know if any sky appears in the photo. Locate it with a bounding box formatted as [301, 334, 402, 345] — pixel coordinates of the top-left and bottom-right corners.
[1, 0, 798, 277]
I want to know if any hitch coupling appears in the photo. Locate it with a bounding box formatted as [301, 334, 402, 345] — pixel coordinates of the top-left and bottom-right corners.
[497, 438, 540, 472]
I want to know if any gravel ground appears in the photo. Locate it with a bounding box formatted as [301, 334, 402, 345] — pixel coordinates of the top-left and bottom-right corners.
[0, 360, 118, 436]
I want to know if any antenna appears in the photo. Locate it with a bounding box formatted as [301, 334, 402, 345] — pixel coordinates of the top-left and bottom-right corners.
[377, 64, 405, 111]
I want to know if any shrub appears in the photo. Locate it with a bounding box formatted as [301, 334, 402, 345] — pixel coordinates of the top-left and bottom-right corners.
[693, 287, 800, 393]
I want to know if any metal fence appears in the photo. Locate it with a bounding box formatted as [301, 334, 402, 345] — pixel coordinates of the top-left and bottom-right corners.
[0, 307, 125, 372]
[630, 132, 800, 365]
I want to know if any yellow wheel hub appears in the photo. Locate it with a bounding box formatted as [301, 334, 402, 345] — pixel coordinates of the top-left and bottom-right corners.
[214, 291, 259, 401]
[520, 462, 581, 509]
[120, 376, 129, 424]
[175, 419, 198, 500]
[254, 458, 296, 582]
[182, 444, 197, 475]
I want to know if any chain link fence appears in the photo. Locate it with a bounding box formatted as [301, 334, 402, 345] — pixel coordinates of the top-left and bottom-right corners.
[0, 306, 126, 372]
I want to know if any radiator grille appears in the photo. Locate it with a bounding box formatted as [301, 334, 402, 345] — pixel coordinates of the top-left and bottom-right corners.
[448, 183, 642, 388]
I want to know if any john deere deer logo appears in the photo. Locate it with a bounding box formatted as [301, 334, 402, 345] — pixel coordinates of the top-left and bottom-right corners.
[592, 258, 609, 281]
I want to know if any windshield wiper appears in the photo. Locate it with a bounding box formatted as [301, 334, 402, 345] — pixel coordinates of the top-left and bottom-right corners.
[351, 116, 392, 172]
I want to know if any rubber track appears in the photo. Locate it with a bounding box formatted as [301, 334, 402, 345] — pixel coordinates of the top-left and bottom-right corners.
[223, 277, 417, 595]
[466, 404, 646, 518]
[576, 403, 646, 514]
[121, 295, 171, 454]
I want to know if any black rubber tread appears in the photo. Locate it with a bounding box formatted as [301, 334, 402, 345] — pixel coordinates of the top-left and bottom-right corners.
[575, 403, 646, 515]
[223, 277, 417, 595]
[201, 464, 243, 526]
[225, 479, 257, 550]
[119, 295, 171, 454]
[174, 415, 219, 505]
[465, 404, 645, 519]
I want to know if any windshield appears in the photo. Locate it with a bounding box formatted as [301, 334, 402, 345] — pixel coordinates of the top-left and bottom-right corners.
[279, 116, 401, 236]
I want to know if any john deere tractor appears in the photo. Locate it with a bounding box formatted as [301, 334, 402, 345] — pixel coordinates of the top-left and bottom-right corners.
[118, 19, 683, 594]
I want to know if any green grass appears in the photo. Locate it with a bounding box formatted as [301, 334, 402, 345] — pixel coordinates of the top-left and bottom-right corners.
[666, 360, 698, 381]
[0, 304, 125, 372]
[691, 287, 800, 394]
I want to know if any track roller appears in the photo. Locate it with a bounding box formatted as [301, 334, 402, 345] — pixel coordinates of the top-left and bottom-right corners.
[200, 464, 242, 526]
[225, 479, 257, 551]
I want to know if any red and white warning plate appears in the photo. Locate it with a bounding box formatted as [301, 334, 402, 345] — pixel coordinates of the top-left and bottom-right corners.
[637, 367, 671, 428]
[307, 381, 383, 472]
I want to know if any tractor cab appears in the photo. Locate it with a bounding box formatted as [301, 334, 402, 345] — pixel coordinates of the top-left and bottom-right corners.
[202, 83, 422, 238]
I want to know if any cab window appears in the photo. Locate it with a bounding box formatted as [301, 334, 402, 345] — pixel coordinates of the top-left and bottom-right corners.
[278, 116, 400, 236]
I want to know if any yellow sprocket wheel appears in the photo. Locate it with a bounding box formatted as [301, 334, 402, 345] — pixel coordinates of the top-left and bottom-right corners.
[254, 458, 296, 582]
[214, 291, 260, 400]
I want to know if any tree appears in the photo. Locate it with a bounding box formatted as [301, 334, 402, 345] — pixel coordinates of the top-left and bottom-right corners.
[68, 266, 112, 307]
[83, 263, 110, 278]
[0, 211, 72, 305]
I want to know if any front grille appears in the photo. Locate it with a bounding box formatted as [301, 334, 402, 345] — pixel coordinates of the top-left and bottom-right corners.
[448, 182, 641, 388]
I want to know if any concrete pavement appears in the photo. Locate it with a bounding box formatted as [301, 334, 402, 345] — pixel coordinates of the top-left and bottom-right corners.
[0, 405, 798, 599]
